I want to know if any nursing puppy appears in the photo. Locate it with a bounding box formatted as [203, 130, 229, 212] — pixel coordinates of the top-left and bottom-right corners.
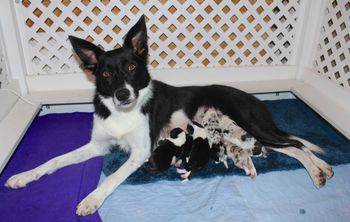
[174, 126, 194, 168]
[220, 115, 267, 156]
[176, 122, 211, 180]
[5, 15, 333, 216]
[144, 128, 186, 173]
[202, 108, 260, 179]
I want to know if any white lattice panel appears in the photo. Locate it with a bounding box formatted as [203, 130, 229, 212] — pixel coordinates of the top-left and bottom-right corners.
[17, 0, 300, 75]
[314, 0, 350, 90]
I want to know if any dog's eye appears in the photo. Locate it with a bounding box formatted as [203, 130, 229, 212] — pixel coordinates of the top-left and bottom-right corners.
[102, 71, 111, 78]
[128, 63, 136, 72]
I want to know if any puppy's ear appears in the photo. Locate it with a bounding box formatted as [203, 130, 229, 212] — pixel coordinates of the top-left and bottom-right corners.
[192, 121, 204, 129]
[187, 124, 194, 135]
[68, 35, 104, 71]
[123, 15, 148, 59]
[170, 128, 183, 139]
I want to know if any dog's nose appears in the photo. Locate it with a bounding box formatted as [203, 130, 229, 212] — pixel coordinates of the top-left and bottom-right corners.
[115, 88, 130, 101]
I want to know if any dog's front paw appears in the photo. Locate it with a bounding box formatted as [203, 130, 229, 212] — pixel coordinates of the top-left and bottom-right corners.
[76, 194, 103, 216]
[5, 171, 38, 189]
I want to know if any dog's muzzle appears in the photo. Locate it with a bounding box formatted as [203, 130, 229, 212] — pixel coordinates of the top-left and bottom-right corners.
[113, 87, 137, 108]
[115, 88, 131, 103]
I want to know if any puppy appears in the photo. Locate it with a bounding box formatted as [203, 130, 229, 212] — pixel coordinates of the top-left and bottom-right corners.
[201, 108, 228, 168]
[201, 108, 261, 179]
[144, 128, 186, 173]
[221, 115, 267, 156]
[174, 126, 194, 167]
[176, 122, 211, 180]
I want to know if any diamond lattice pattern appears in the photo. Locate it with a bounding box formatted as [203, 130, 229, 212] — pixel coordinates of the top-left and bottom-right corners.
[20, 0, 300, 75]
[314, 0, 350, 90]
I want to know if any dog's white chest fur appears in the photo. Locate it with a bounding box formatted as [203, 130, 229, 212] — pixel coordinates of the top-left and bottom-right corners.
[91, 97, 149, 150]
[93, 111, 145, 139]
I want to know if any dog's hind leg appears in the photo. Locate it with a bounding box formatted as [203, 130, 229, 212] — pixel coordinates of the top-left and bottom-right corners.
[289, 136, 333, 179]
[5, 141, 109, 189]
[270, 147, 327, 188]
[304, 149, 334, 179]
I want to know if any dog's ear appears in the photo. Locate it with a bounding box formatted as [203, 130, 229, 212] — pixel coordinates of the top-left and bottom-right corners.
[123, 15, 148, 59]
[68, 35, 104, 71]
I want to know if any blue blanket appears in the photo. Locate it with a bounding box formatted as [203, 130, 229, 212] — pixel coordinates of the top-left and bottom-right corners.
[99, 164, 350, 222]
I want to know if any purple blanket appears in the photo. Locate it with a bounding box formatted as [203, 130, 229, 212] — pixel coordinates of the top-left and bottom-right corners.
[0, 113, 102, 222]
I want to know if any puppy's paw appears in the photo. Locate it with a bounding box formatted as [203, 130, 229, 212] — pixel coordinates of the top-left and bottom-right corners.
[176, 168, 187, 174]
[76, 194, 103, 216]
[175, 160, 182, 168]
[243, 165, 257, 180]
[176, 168, 191, 180]
[5, 171, 39, 189]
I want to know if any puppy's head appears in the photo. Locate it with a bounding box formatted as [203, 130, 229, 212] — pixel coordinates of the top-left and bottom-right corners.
[168, 128, 186, 147]
[69, 15, 150, 109]
[188, 122, 207, 140]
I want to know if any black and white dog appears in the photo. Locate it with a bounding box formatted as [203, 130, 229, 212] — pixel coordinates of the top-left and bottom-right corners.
[5, 15, 333, 216]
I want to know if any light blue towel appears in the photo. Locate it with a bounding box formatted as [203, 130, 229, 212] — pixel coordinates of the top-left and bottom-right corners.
[99, 164, 350, 222]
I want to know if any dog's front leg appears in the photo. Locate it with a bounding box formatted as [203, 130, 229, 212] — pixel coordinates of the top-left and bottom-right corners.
[76, 147, 150, 216]
[76, 118, 151, 216]
[5, 141, 110, 189]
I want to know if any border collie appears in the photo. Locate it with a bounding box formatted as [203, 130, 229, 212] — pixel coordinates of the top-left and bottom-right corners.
[5, 15, 333, 216]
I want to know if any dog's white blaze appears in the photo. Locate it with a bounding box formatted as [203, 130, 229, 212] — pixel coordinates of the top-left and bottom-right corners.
[168, 131, 186, 147]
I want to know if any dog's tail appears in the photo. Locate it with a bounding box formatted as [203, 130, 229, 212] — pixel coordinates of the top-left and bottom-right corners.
[254, 130, 304, 148]
[289, 136, 325, 154]
[259, 134, 325, 154]
[255, 130, 324, 154]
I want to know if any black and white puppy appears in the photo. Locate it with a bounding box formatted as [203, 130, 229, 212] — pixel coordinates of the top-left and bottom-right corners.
[5, 15, 333, 216]
[174, 124, 194, 167]
[176, 122, 211, 180]
[143, 128, 186, 173]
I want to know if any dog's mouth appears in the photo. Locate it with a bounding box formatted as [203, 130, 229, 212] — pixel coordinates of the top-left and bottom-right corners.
[113, 97, 136, 110]
[120, 100, 132, 106]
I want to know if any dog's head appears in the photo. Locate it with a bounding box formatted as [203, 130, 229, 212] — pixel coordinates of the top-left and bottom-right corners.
[69, 15, 150, 109]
